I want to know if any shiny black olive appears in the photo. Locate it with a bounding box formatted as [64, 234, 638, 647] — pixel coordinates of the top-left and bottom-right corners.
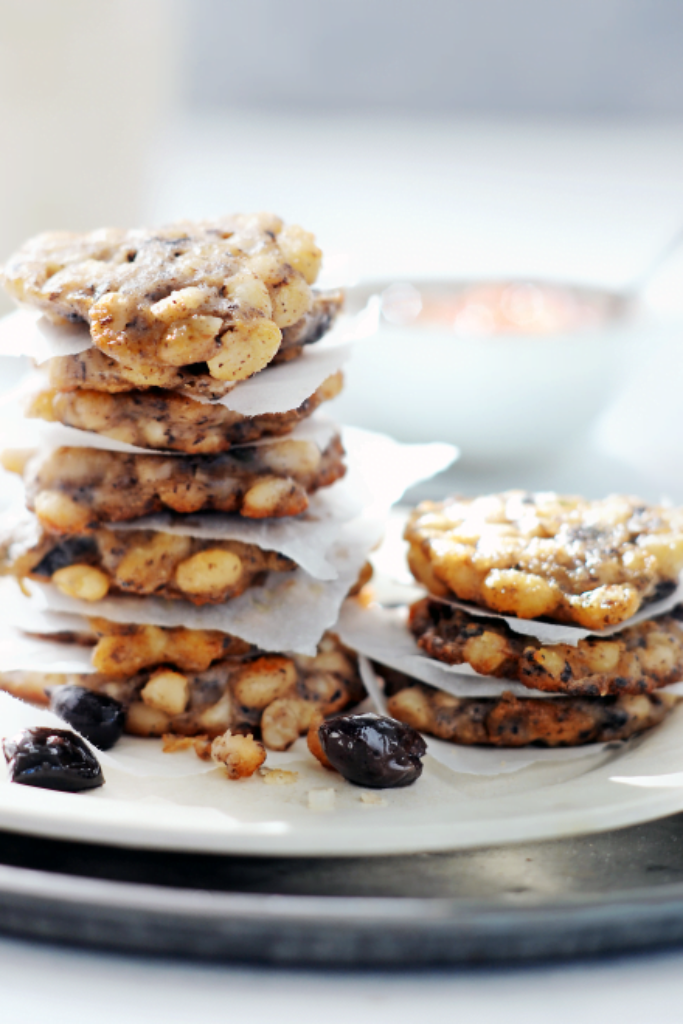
[318, 712, 426, 788]
[3, 727, 104, 792]
[49, 685, 125, 750]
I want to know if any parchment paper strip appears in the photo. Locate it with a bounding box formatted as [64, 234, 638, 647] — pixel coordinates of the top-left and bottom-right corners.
[0, 628, 95, 673]
[213, 299, 380, 414]
[0, 310, 91, 363]
[428, 584, 683, 646]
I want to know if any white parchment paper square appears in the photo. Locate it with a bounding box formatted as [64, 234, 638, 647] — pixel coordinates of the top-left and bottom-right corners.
[0, 310, 91, 364]
[428, 586, 683, 646]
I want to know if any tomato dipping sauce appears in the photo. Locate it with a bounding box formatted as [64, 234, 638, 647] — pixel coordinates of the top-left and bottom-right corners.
[381, 281, 624, 337]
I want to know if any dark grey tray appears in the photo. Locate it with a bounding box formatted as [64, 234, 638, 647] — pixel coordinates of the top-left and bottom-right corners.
[3, 814, 683, 965]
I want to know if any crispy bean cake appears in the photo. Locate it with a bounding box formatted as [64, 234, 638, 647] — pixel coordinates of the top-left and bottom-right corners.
[0, 513, 297, 605]
[406, 491, 683, 630]
[409, 596, 683, 697]
[28, 371, 343, 454]
[3, 433, 345, 532]
[2, 214, 339, 386]
[0, 624, 364, 753]
[386, 677, 676, 748]
[40, 290, 342, 399]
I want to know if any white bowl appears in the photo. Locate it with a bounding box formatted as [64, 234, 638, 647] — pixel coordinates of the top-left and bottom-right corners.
[331, 278, 654, 467]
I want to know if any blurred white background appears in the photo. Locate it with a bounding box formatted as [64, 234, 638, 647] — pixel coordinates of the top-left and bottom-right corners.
[2, 0, 683, 497]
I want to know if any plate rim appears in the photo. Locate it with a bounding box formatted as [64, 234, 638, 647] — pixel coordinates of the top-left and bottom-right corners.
[0, 779, 682, 857]
[3, 857, 683, 965]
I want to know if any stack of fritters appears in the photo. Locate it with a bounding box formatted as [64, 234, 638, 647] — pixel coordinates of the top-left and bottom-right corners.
[0, 214, 366, 763]
[388, 491, 683, 747]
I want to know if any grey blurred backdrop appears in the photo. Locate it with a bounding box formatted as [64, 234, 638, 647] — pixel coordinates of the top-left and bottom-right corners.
[186, 0, 683, 117]
[2, 0, 682, 265]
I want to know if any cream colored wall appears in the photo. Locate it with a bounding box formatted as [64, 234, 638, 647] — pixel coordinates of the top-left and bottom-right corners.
[0, 0, 182, 311]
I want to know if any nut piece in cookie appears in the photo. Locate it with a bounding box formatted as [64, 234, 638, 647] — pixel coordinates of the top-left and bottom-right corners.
[29, 371, 343, 454]
[387, 679, 677, 747]
[2, 214, 333, 382]
[9, 434, 345, 530]
[405, 491, 683, 629]
[409, 597, 683, 697]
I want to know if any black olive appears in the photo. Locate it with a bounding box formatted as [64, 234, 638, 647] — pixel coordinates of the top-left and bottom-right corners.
[49, 685, 125, 750]
[318, 712, 426, 789]
[3, 727, 104, 792]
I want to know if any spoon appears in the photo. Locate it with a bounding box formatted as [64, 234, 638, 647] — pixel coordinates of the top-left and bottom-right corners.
[625, 224, 683, 300]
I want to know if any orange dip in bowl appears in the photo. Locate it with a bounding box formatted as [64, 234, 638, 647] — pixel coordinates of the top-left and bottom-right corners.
[381, 281, 627, 337]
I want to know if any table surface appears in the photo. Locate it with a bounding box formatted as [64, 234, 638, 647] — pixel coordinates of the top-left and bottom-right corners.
[3, 931, 683, 1024]
[5, 113, 683, 1011]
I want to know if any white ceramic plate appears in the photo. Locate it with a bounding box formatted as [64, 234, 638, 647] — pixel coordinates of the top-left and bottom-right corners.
[3, 705, 683, 857]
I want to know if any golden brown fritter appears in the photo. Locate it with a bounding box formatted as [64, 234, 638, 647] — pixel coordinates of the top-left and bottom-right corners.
[0, 630, 365, 748]
[410, 597, 683, 697]
[86, 619, 252, 676]
[386, 679, 676, 747]
[5, 434, 345, 533]
[405, 491, 683, 630]
[41, 292, 343, 398]
[1, 214, 334, 383]
[27, 371, 343, 454]
[0, 515, 296, 605]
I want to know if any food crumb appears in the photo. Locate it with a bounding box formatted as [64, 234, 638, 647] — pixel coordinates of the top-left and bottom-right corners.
[261, 768, 299, 785]
[193, 736, 213, 761]
[211, 731, 266, 779]
[161, 733, 213, 761]
[308, 787, 336, 812]
[359, 792, 387, 807]
[355, 585, 375, 608]
[162, 734, 195, 754]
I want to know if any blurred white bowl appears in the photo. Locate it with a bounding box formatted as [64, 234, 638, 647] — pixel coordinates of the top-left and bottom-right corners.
[331, 278, 659, 467]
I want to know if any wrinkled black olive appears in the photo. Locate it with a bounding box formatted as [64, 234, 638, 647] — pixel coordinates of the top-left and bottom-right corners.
[50, 685, 125, 750]
[3, 727, 104, 792]
[319, 712, 426, 788]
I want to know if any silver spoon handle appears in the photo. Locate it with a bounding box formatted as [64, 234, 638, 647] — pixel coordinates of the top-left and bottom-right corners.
[627, 225, 683, 297]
